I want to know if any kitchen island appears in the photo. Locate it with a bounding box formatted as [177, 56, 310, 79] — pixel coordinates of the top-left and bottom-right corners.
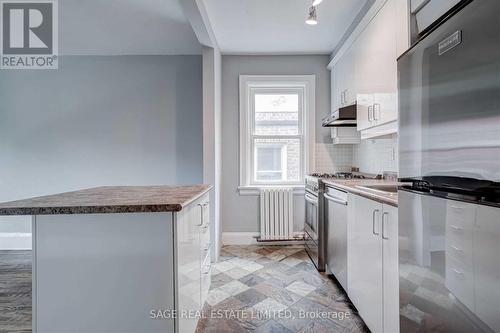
[0, 185, 212, 333]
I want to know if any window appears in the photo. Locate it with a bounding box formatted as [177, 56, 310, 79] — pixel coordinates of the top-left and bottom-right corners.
[239, 75, 315, 192]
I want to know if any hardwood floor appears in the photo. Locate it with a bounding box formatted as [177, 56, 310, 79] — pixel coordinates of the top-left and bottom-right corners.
[0, 250, 31, 333]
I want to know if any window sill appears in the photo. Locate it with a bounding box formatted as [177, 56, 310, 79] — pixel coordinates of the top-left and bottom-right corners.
[237, 185, 305, 196]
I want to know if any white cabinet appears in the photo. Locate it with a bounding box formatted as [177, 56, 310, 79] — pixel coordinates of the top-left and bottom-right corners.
[329, 0, 408, 138]
[382, 204, 399, 333]
[348, 194, 399, 333]
[473, 205, 500, 332]
[343, 46, 357, 106]
[348, 194, 384, 333]
[331, 44, 356, 112]
[355, 0, 399, 132]
[176, 194, 211, 333]
[445, 201, 475, 311]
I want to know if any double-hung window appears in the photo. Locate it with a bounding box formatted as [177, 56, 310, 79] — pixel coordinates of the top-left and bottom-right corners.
[239, 75, 315, 192]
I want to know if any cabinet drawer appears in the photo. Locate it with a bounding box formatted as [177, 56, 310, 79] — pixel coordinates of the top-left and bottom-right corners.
[445, 202, 474, 255]
[445, 255, 474, 312]
[446, 242, 472, 267]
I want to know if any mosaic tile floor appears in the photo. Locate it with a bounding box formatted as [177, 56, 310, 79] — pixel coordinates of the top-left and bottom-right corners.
[0, 246, 369, 333]
[195, 245, 369, 333]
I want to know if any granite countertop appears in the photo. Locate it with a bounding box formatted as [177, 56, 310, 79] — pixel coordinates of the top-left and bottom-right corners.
[0, 185, 212, 216]
[322, 179, 402, 207]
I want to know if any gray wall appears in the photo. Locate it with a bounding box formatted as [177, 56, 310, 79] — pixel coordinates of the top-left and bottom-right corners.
[0, 55, 203, 236]
[220, 55, 331, 233]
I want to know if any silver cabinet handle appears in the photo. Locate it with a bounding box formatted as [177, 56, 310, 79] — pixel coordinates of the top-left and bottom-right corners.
[368, 105, 373, 122]
[382, 212, 389, 240]
[196, 202, 209, 227]
[372, 209, 380, 235]
[451, 245, 464, 254]
[196, 203, 204, 226]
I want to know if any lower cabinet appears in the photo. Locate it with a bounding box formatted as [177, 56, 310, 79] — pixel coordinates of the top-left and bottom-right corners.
[348, 194, 398, 333]
[176, 194, 211, 333]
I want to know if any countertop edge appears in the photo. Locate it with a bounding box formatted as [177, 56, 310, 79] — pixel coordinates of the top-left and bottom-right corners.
[323, 180, 398, 207]
[0, 185, 213, 216]
[179, 185, 213, 209]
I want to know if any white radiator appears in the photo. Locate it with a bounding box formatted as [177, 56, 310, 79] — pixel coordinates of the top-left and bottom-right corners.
[259, 188, 294, 240]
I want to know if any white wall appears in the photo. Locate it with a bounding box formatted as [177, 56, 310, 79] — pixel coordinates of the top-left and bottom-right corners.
[220, 55, 331, 234]
[0, 55, 203, 249]
[202, 46, 222, 259]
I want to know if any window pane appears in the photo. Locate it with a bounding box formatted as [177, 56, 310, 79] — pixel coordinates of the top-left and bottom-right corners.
[254, 94, 299, 135]
[256, 146, 282, 172]
[254, 138, 301, 183]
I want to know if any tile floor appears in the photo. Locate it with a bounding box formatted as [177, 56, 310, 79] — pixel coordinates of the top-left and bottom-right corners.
[0, 246, 369, 333]
[195, 245, 369, 333]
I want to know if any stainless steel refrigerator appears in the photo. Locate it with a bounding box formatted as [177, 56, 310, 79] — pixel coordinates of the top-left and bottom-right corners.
[398, 0, 500, 332]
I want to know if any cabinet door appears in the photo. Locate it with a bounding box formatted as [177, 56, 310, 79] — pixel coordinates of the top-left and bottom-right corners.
[474, 205, 500, 332]
[356, 93, 374, 131]
[344, 46, 357, 105]
[337, 55, 348, 106]
[348, 195, 383, 333]
[371, 0, 398, 126]
[331, 67, 339, 111]
[382, 204, 399, 333]
[177, 203, 201, 333]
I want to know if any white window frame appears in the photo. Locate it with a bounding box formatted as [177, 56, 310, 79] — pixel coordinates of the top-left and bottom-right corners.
[238, 75, 315, 195]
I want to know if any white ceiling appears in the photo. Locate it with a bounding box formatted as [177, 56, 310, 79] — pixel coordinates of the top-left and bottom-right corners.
[202, 0, 368, 54]
[60, 0, 201, 55]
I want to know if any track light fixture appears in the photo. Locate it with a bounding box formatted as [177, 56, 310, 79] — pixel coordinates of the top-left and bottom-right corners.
[305, 6, 317, 25]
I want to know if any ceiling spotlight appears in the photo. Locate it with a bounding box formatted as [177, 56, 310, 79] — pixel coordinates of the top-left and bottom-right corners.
[305, 6, 317, 25]
[312, 0, 323, 6]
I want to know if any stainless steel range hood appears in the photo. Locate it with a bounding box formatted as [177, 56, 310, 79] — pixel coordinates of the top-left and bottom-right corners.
[321, 103, 357, 127]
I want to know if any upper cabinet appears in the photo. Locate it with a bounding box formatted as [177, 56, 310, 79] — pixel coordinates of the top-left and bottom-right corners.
[329, 0, 409, 139]
[331, 45, 356, 111]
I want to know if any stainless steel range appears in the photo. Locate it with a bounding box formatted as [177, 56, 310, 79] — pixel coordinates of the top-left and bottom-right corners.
[304, 172, 373, 271]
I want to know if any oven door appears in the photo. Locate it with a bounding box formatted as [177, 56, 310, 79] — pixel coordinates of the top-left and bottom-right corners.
[304, 191, 319, 242]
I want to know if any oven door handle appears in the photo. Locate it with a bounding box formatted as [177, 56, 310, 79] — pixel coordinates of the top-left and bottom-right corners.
[324, 193, 348, 205]
[305, 194, 318, 206]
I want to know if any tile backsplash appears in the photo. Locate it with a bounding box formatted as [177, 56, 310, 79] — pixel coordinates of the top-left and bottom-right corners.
[315, 134, 398, 175]
[352, 135, 398, 174]
[315, 143, 353, 173]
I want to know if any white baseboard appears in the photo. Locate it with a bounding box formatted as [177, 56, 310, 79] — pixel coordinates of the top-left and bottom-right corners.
[222, 232, 304, 246]
[0, 233, 32, 250]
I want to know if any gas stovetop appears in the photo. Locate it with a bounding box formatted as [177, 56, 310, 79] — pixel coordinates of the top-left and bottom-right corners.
[305, 172, 381, 194]
[308, 172, 380, 180]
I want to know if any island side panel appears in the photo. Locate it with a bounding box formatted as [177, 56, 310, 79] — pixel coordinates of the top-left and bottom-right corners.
[32, 212, 175, 333]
